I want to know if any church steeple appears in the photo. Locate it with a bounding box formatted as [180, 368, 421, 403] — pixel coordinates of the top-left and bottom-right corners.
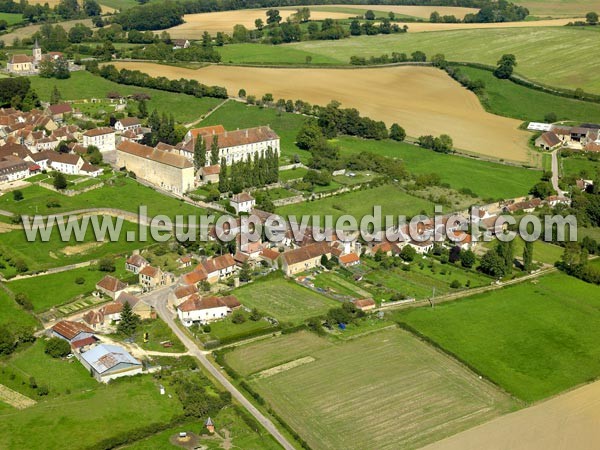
[32, 39, 42, 64]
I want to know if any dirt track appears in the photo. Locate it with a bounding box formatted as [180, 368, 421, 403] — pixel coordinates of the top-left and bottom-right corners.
[424, 380, 600, 450]
[111, 62, 531, 162]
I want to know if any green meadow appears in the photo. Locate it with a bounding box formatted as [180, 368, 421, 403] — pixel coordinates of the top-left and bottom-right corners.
[395, 272, 600, 402]
[29, 71, 222, 123]
[334, 136, 542, 199]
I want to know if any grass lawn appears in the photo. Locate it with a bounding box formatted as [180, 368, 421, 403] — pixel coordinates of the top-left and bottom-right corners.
[279, 167, 308, 182]
[365, 257, 492, 301]
[29, 71, 222, 123]
[311, 271, 372, 298]
[7, 259, 131, 312]
[0, 219, 148, 278]
[235, 328, 516, 449]
[263, 187, 297, 200]
[456, 65, 600, 123]
[130, 318, 186, 353]
[395, 272, 600, 402]
[0, 290, 38, 329]
[276, 184, 435, 223]
[0, 375, 182, 450]
[220, 43, 340, 66]
[0, 339, 97, 400]
[482, 236, 564, 266]
[335, 136, 542, 199]
[198, 100, 307, 164]
[231, 274, 339, 324]
[0, 175, 203, 217]
[561, 155, 600, 179]
[0, 12, 24, 25]
[202, 310, 275, 343]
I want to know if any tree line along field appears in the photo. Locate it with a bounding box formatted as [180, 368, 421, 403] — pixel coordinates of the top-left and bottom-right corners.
[220, 26, 600, 93]
[225, 328, 517, 450]
[0, 290, 38, 329]
[395, 272, 600, 403]
[29, 71, 223, 124]
[453, 65, 600, 123]
[111, 62, 532, 162]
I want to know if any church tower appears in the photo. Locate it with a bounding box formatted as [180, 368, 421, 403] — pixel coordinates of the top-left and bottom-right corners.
[32, 39, 42, 64]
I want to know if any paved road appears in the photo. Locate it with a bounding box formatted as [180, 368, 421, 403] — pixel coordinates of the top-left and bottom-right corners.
[550, 149, 567, 196]
[143, 287, 294, 450]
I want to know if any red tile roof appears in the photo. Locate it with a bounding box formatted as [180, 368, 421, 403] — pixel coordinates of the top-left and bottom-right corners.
[47, 103, 73, 115]
[96, 275, 127, 293]
[117, 140, 192, 169]
[201, 254, 236, 273]
[260, 248, 280, 261]
[280, 242, 331, 266]
[173, 284, 198, 299]
[140, 265, 160, 278]
[339, 253, 360, 264]
[52, 320, 94, 340]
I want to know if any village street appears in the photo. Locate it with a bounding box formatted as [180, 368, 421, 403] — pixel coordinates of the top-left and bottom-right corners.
[142, 287, 296, 450]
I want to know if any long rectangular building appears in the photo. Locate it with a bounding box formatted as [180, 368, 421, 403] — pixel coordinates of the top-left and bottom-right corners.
[116, 141, 194, 194]
[181, 125, 280, 165]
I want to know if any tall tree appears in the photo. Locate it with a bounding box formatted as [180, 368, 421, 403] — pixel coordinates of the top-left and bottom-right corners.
[117, 302, 140, 336]
[523, 240, 534, 272]
[193, 136, 206, 172]
[210, 136, 220, 165]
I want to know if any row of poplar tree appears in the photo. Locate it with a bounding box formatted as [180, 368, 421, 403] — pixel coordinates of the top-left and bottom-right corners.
[193, 136, 279, 194]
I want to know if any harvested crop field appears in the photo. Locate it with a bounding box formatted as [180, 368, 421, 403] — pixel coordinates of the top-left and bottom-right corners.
[424, 379, 600, 450]
[110, 62, 531, 162]
[238, 328, 516, 450]
[166, 10, 355, 36]
[3, 19, 93, 43]
[394, 17, 582, 32]
[517, 0, 600, 17]
[314, 4, 479, 18]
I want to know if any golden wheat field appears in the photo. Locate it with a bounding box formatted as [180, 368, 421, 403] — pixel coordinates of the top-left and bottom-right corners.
[424, 379, 600, 450]
[110, 62, 531, 162]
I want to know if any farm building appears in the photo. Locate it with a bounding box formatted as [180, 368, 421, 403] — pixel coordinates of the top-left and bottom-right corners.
[535, 132, 561, 151]
[168, 284, 199, 308]
[200, 164, 220, 183]
[50, 320, 97, 346]
[79, 344, 143, 383]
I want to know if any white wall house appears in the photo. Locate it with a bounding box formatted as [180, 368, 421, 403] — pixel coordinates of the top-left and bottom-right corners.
[177, 295, 240, 326]
[83, 127, 116, 152]
[114, 118, 142, 133]
[230, 192, 255, 214]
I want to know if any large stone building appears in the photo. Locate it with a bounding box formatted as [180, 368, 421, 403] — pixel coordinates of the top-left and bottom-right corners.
[180, 125, 280, 165]
[116, 140, 194, 194]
